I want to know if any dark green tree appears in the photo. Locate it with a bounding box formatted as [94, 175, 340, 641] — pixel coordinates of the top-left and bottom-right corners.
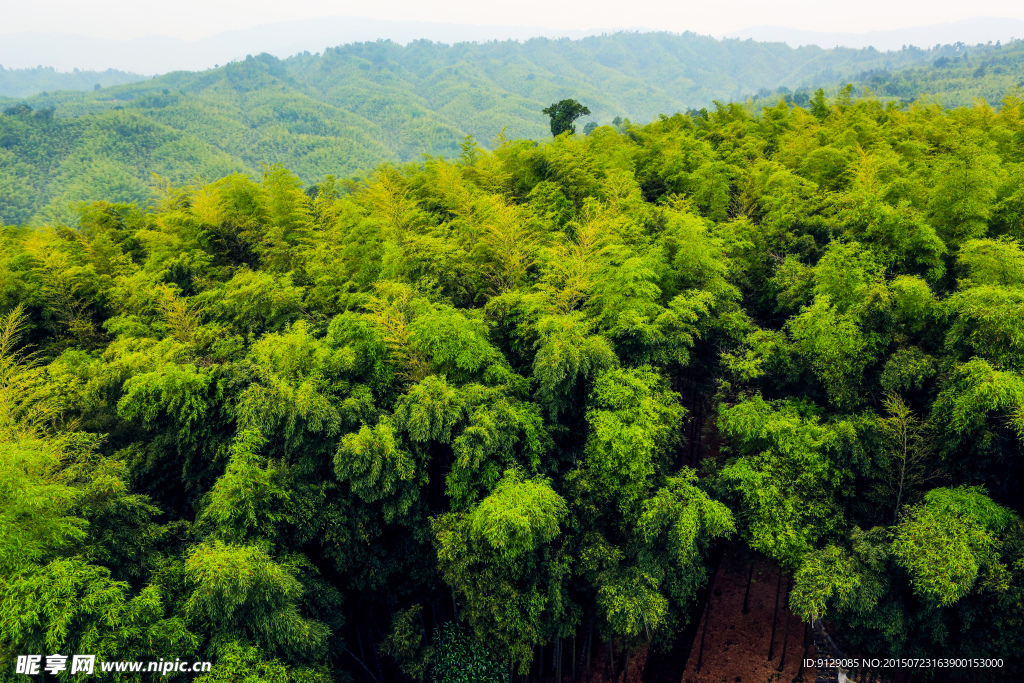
[810, 88, 830, 120]
[542, 99, 592, 137]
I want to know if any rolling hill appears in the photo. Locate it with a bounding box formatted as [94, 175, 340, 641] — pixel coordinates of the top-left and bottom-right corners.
[0, 65, 148, 98]
[2, 32, 1023, 225]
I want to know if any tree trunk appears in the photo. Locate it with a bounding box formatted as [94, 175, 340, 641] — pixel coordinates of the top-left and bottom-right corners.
[555, 637, 562, 683]
[357, 627, 370, 683]
[741, 561, 754, 614]
[571, 634, 576, 682]
[768, 569, 782, 661]
[696, 591, 713, 672]
[618, 647, 631, 682]
[372, 642, 385, 683]
[777, 575, 793, 671]
[579, 618, 594, 682]
[349, 627, 382, 683]
[795, 623, 810, 682]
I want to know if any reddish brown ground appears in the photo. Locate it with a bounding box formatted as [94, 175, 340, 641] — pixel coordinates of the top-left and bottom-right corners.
[536, 546, 815, 683]
[678, 546, 815, 683]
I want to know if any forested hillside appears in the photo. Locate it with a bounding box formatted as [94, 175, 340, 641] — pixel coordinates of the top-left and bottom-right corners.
[754, 40, 1024, 109]
[851, 41, 1024, 106]
[0, 65, 147, 98]
[6, 33, 1020, 226]
[1, 90, 1022, 682]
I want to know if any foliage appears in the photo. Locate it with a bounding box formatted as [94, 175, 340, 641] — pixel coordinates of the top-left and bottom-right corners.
[0, 66, 146, 99]
[542, 99, 592, 137]
[8, 35, 1024, 226]
[382, 605, 433, 681]
[892, 487, 1014, 606]
[2, 74, 1024, 679]
[428, 624, 507, 683]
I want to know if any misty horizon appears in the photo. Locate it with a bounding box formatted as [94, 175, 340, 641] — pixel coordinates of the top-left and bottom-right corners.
[2, 15, 1024, 76]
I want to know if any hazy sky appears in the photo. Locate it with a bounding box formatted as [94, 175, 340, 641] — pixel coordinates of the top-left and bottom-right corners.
[3, 0, 1024, 40]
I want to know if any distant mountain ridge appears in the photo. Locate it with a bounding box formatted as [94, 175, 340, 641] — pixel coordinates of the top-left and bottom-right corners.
[3, 15, 1023, 78]
[0, 17, 621, 75]
[726, 17, 1024, 51]
[0, 66, 147, 99]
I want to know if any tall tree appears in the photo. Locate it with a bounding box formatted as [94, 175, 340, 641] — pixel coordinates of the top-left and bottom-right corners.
[542, 99, 592, 137]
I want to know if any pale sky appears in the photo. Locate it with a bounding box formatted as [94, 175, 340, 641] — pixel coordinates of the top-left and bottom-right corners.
[2, 0, 1024, 41]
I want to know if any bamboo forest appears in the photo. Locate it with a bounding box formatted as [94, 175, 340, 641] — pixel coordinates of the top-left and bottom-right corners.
[2, 73, 1024, 683]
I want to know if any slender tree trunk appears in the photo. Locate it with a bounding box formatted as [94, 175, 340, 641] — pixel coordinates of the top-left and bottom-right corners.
[343, 645, 382, 683]
[768, 569, 783, 661]
[555, 638, 562, 683]
[539, 643, 545, 683]
[579, 618, 594, 682]
[795, 623, 810, 682]
[777, 575, 793, 671]
[607, 639, 614, 680]
[571, 634, 576, 682]
[741, 561, 754, 614]
[618, 647, 630, 682]
[696, 590, 713, 672]
[689, 400, 705, 465]
[349, 627, 386, 683]
[894, 420, 908, 525]
[357, 627, 369, 683]
[371, 638, 385, 683]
